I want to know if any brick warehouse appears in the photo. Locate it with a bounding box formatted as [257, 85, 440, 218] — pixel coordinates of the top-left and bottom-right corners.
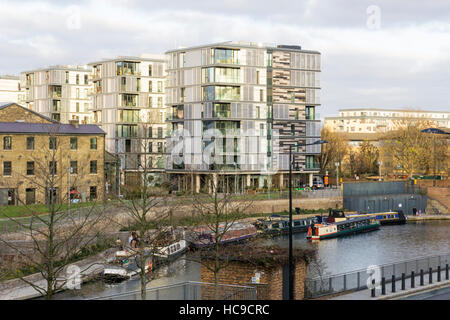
[0, 102, 106, 205]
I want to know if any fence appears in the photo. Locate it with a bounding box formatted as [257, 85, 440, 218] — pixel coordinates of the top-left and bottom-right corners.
[305, 253, 450, 299]
[247, 188, 342, 201]
[89, 281, 261, 300]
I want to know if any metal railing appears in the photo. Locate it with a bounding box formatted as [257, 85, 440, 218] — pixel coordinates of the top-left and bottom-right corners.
[89, 281, 260, 300]
[305, 253, 450, 299]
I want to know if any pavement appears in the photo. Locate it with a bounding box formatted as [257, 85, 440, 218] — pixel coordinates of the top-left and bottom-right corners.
[329, 269, 450, 300]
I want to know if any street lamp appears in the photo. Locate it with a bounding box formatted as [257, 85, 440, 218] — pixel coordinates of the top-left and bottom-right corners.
[288, 139, 327, 300]
[378, 161, 383, 181]
[421, 128, 450, 187]
[335, 162, 340, 189]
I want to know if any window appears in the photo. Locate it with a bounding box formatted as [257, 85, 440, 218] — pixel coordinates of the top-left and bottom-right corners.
[137, 78, 141, 92]
[157, 81, 162, 93]
[306, 106, 315, 120]
[49, 137, 57, 150]
[90, 186, 97, 200]
[65, 71, 69, 84]
[90, 160, 97, 174]
[291, 124, 295, 136]
[158, 97, 163, 108]
[148, 65, 152, 76]
[84, 74, 88, 85]
[157, 142, 163, 153]
[157, 127, 163, 138]
[26, 161, 34, 175]
[70, 161, 78, 174]
[290, 92, 295, 103]
[256, 70, 260, 84]
[76, 74, 80, 85]
[90, 138, 97, 150]
[149, 96, 153, 107]
[260, 123, 264, 136]
[26, 137, 35, 150]
[49, 161, 57, 175]
[76, 102, 80, 113]
[148, 81, 153, 92]
[121, 77, 126, 91]
[3, 136, 12, 150]
[3, 161, 11, 176]
[125, 139, 131, 152]
[212, 48, 240, 64]
[148, 127, 153, 138]
[70, 137, 78, 150]
[256, 106, 260, 118]
[148, 142, 153, 153]
[26, 188, 35, 205]
[260, 89, 264, 102]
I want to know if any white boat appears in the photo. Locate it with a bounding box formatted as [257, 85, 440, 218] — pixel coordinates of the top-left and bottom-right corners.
[153, 239, 188, 261]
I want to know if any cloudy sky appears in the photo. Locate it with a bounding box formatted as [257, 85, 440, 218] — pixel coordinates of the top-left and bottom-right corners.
[1, 0, 449, 116]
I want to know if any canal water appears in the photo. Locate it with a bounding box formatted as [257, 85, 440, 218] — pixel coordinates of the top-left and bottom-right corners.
[52, 220, 450, 299]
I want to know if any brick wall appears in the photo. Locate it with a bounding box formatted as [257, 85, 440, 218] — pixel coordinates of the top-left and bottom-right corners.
[200, 259, 307, 300]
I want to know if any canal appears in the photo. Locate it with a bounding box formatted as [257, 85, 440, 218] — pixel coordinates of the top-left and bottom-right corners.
[52, 220, 450, 299]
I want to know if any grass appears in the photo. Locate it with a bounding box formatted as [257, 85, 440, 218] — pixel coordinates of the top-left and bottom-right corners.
[0, 202, 96, 219]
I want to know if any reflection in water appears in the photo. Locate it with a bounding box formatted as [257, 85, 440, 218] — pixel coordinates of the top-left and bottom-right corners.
[52, 220, 450, 299]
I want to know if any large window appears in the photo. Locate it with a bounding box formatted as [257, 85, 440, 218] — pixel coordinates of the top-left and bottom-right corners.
[70, 137, 78, 150]
[121, 94, 138, 107]
[116, 125, 138, 137]
[49, 137, 57, 150]
[212, 48, 240, 64]
[3, 136, 11, 150]
[90, 160, 97, 174]
[213, 103, 231, 118]
[306, 106, 315, 120]
[90, 137, 97, 150]
[119, 110, 140, 122]
[117, 61, 139, 76]
[26, 137, 35, 150]
[90, 186, 97, 200]
[202, 86, 240, 101]
[49, 161, 57, 175]
[26, 161, 34, 175]
[157, 127, 163, 138]
[70, 161, 78, 174]
[3, 161, 11, 176]
[202, 67, 240, 83]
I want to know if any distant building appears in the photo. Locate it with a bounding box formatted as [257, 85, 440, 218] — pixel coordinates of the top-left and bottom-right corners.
[325, 108, 450, 135]
[20, 65, 93, 124]
[0, 102, 105, 205]
[88, 55, 167, 185]
[0, 75, 24, 104]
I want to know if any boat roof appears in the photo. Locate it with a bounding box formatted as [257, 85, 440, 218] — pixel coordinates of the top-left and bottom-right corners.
[335, 217, 376, 225]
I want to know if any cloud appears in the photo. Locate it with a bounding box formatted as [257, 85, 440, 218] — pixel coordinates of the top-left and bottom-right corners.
[0, 0, 449, 115]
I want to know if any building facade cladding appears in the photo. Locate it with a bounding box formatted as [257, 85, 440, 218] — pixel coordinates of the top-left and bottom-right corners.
[0, 76, 25, 104]
[164, 43, 321, 176]
[88, 57, 167, 174]
[20, 66, 93, 124]
[325, 108, 450, 134]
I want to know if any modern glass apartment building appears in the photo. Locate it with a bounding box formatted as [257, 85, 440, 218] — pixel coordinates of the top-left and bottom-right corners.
[165, 42, 322, 192]
[88, 55, 167, 185]
[20, 65, 93, 124]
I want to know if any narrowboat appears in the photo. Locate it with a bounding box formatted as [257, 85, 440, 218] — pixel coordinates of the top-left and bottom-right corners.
[306, 216, 380, 241]
[346, 210, 407, 225]
[188, 222, 257, 249]
[254, 215, 318, 234]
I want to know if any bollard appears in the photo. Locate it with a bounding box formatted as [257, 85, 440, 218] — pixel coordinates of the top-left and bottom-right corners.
[420, 269, 424, 286]
[446, 264, 449, 280]
[401, 273, 405, 290]
[381, 277, 386, 295]
[429, 267, 432, 284]
[391, 275, 396, 293]
[371, 279, 376, 298]
[437, 266, 441, 282]
[411, 271, 415, 288]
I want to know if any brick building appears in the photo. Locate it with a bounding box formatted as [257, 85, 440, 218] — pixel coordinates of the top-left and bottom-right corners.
[0, 102, 106, 205]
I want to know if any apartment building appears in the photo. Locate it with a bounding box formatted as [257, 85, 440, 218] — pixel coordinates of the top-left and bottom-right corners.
[20, 65, 93, 124]
[325, 108, 450, 135]
[88, 55, 167, 185]
[0, 75, 25, 104]
[0, 103, 105, 205]
[165, 41, 322, 192]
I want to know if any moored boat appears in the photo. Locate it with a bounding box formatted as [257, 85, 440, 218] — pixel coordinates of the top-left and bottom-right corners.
[346, 210, 407, 225]
[188, 222, 257, 249]
[254, 215, 318, 234]
[306, 216, 380, 241]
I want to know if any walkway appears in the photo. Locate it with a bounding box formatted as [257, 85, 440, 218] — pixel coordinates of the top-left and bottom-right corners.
[330, 269, 449, 300]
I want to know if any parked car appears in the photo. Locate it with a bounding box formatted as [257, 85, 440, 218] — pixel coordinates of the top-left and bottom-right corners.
[312, 181, 324, 190]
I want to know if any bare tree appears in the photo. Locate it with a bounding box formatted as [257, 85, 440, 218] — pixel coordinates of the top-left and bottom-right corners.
[186, 174, 255, 298]
[111, 118, 180, 300]
[0, 125, 109, 299]
[319, 127, 349, 174]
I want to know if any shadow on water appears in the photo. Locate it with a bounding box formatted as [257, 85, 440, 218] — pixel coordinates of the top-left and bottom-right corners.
[51, 220, 450, 299]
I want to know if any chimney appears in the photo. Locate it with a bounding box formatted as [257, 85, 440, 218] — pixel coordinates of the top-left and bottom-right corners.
[69, 119, 79, 128]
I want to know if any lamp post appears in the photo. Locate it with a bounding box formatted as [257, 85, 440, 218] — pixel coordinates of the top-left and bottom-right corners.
[378, 161, 383, 181]
[288, 139, 327, 300]
[421, 128, 450, 187]
[335, 162, 340, 189]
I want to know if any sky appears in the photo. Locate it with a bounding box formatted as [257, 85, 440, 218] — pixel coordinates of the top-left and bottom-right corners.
[1, 0, 450, 117]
